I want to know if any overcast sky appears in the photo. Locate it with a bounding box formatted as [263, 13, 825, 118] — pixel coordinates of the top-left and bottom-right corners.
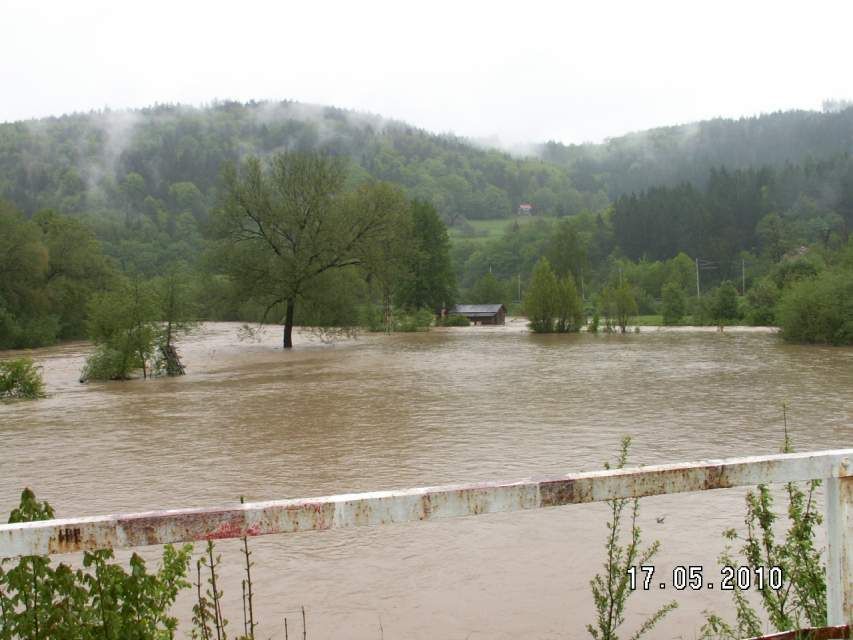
[2, 0, 851, 145]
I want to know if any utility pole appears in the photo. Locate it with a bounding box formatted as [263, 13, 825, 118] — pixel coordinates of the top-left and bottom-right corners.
[695, 258, 701, 297]
[742, 258, 746, 295]
[517, 274, 521, 303]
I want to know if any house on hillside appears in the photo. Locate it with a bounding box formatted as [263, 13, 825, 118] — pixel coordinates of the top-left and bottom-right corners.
[448, 304, 507, 325]
[517, 203, 533, 216]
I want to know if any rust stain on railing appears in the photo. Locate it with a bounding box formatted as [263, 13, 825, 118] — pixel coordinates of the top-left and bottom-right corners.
[0, 449, 849, 560]
[748, 624, 850, 640]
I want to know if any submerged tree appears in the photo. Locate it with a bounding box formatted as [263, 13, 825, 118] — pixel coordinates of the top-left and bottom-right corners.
[524, 258, 584, 333]
[660, 280, 687, 325]
[710, 280, 740, 328]
[0, 358, 46, 399]
[397, 200, 456, 311]
[152, 262, 198, 375]
[82, 276, 159, 380]
[213, 152, 399, 348]
[524, 258, 560, 332]
[357, 182, 414, 332]
[555, 275, 584, 333]
[601, 284, 638, 333]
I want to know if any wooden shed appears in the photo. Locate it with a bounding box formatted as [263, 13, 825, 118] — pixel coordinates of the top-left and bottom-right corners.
[449, 304, 507, 325]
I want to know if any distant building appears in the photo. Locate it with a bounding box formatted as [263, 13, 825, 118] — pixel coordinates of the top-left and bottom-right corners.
[448, 304, 507, 325]
[517, 203, 533, 216]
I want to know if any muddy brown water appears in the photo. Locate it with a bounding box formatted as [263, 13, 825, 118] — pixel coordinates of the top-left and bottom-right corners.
[1, 321, 851, 639]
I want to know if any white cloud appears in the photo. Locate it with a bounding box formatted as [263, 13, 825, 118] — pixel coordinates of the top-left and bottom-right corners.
[1, 0, 851, 143]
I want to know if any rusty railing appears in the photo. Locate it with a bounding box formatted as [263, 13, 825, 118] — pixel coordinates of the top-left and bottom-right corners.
[0, 448, 850, 626]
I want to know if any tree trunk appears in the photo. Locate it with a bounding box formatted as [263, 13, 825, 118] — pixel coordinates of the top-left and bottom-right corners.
[283, 298, 295, 349]
[383, 291, 392, 334]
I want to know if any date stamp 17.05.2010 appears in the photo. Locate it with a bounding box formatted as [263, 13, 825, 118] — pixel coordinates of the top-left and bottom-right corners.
[627, 565, 784, 592]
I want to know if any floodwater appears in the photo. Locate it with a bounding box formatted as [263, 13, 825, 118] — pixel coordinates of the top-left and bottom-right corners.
[1, 321, 851, 639]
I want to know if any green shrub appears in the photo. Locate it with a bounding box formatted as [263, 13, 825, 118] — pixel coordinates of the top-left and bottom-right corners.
[438, 314, 470, 326]
[710, 281, 740, 325]
[0, 312, 60, 350]
[555, 276, 584, 333]
[701, 416, 827, 637]
[0, 488, 192, 638]
[587, 312, 600, 333]
[81, 345, 137, 381]
[600, 284, 638, 333]
[358, 303, 385, 332]
[588, 437, 677, 639]
[745, 277, 779, 326]
[81, 278, 158, 381]
[0, 357, 45, 399]
[395, 308, 434, 332]
[777, 268, 853, 345]
[661, 281, 687, 325]
[524, 258, 559, 332]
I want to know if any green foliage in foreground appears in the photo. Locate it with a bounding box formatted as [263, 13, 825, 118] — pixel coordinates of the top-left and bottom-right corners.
[0, 358, 45, 400]
[777, 266, 853, 345]
[587, 437, 677, 640]
[0, 488, 193, 639]
[701, 413, 827, 638]
[0, 489, 295, 640]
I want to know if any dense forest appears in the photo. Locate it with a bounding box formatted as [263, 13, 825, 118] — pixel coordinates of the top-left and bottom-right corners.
[1, 100, 852, 359]
[0, 100, 603, 231]
[539, 104, 853, 198]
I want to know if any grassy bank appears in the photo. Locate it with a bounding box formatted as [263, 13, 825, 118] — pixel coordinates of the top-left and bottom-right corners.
[448, 216, 557, 244]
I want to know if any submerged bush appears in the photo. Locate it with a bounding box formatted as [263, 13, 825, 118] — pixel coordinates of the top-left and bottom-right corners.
[777, 268, 853, 345]
[744, 277, 779, 326]
[661, 281, 687, 325]
[438, 314, 470, 327]
[80, 345, 137, 381]
[358, 303, 386, 332]
[0, 357, 45, 399]
[81, 278, 158, 381]
[395, 308, 434, 332]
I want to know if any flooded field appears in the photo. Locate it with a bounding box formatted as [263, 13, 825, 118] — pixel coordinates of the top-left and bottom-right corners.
[1, 321, 851, 639]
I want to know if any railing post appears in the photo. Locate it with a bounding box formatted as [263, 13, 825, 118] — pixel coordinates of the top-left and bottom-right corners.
[825, 457, 852, 625]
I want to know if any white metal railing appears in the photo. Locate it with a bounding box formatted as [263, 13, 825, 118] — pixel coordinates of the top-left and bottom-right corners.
[1, 449, 850, 625]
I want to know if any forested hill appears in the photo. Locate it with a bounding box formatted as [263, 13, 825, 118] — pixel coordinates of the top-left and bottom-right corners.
[6, 100, 853, 231]
[539, 106, 853, 198]
[0, 100, 604, 224]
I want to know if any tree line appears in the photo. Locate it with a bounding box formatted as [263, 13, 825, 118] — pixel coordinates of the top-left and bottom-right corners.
[2, 102, 852, 358]
[540, 106, 853, 199]
[0, 100, 600, 237]
[0, 151, 458, 379]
